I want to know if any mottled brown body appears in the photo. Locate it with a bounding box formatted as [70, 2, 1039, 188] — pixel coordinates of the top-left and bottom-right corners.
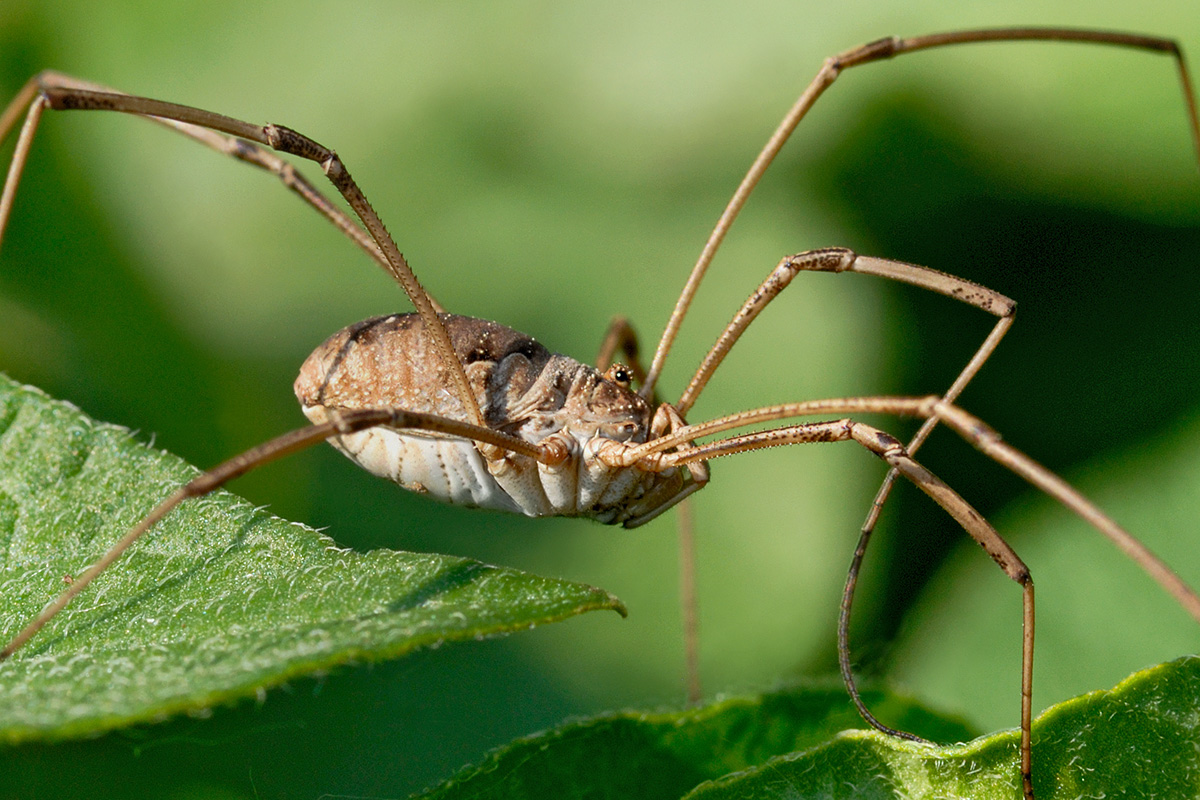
[295, 313, 677, 524]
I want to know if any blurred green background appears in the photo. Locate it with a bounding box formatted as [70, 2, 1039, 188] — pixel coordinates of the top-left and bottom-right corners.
[2, 1, 1199, 798]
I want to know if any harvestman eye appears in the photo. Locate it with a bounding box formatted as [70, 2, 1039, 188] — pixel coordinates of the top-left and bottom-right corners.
[2, 27, 1199, 800]
[603, 363, 634, 390]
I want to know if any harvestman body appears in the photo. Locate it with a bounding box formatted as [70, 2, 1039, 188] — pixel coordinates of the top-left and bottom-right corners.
[295, 312, 682, 525]
[2, 27, 1200, 800]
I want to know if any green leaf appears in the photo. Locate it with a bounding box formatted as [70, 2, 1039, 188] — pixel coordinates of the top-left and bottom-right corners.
[0, 372, 625, 743]
[421, 657, 1200, 800]
[418, 681, 973, 800]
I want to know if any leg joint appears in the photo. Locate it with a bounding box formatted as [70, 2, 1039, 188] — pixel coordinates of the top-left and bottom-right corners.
[848, 421, 904, 459]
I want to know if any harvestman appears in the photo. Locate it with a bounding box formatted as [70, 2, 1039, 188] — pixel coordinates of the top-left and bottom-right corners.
[1, 27, 1199, 800]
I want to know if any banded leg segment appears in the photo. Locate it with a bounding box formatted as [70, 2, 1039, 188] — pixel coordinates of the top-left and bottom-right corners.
[675, 247, 1015, 415]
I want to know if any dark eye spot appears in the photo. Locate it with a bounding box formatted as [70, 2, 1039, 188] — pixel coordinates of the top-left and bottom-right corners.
[603, 363, 633, 389]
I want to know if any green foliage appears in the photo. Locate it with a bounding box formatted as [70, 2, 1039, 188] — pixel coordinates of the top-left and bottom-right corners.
[0, 373, 624, 743]
[421, 657, 1200, 800]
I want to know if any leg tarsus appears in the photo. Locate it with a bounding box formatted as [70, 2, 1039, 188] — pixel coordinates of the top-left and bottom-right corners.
[838, 518, 931, 744]
[676, 498, 702, 705]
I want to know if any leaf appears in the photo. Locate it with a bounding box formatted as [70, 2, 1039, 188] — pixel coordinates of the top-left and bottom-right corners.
[419, 657, 1200, 800]
[0, 373, 625, 743]
[418, 680, 973, 800]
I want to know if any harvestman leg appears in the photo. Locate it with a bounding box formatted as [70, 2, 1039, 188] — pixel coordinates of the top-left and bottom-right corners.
[0, 73, 446, 314]
[674, 245, 1017, 723]
[0, 73, 476, 425]
[640, 28, 1200, 402]
[633, 26, 1200, 776]
[628, 396, 1200, 624]
[603, 394, 1200, 799]
[664, 410, 1035, 793]
[666, 244, 1015, 702]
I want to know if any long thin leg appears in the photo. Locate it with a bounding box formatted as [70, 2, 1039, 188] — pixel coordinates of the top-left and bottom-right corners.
[644, 29, 1197, 752]
[674, 497, 702, 703]
[667, 243, 1015, 708]
[667, 243, 1017, 707]
[0, 73, 443, 312]
[629, 414, 1039, 795]
[0, 86, 45, 249]
[668, 242, 1017, 709]
[613, 395, 1200, 623]
[0, 405, 555, 661]
[0, 74, 478, 429]
[675, 248, 1014, 414]
[599, 401, 712, 700]
[641, 27, 1200, 400]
